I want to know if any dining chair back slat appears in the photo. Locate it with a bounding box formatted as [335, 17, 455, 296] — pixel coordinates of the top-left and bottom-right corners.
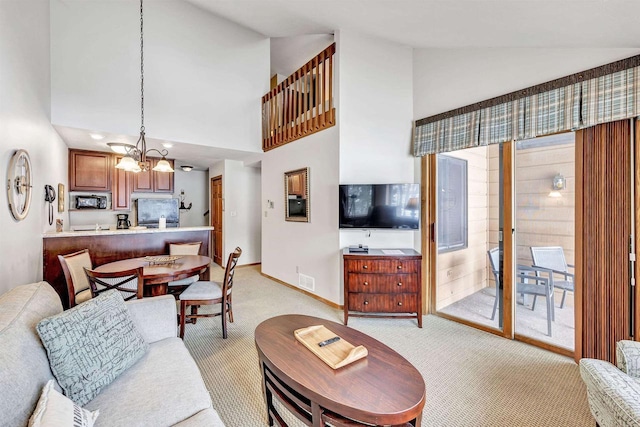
[84, 267, 144, 301]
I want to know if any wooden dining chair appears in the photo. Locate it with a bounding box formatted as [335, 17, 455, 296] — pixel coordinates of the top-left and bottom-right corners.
[179, 247, 242, 339]
[58, 249, 93, 308]
[169, 241, 203, 256]
[167, 242, 203, 294]
[83, 267, 144, 301]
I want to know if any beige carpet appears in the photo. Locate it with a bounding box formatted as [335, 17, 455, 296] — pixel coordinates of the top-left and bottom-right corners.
[182, 265, 593, 427]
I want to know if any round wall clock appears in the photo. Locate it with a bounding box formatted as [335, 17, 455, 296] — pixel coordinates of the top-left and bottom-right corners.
[7, 149, 33, 221]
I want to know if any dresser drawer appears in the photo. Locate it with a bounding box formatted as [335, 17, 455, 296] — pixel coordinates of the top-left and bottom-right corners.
[348, 293, 418, 313]
[344, 259, 419, 274]
[346, 273, 418, 293]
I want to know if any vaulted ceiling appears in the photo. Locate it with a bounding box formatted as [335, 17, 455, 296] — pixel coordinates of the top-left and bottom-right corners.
[186, 0, 640, 48]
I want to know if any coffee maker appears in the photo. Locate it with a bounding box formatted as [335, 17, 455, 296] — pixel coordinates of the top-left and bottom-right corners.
[116, 213, 131, 229]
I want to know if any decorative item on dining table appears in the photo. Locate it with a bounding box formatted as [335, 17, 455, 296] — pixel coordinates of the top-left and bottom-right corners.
[143, 255, 182, 265]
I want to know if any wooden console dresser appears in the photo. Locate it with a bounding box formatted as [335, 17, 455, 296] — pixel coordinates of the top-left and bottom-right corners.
[343, 248, 422, 327]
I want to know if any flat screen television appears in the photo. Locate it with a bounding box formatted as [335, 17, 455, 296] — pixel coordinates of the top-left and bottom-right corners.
[339, 183, 420, 229]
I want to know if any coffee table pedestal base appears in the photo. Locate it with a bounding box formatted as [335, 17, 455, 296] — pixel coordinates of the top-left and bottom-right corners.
[260, 363, 421, 427]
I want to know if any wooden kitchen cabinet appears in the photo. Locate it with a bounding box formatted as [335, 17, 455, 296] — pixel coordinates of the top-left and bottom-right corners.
[69, 149, 112, 191]
[287, 174, 304, 196]
[343, 248, 422, 327]
[153, 158, 174, 193]
[133, 168, 153, 192]
[112, 156, 132, 210]
[133, 158, 174, 193]
[68, 149, 174, 211]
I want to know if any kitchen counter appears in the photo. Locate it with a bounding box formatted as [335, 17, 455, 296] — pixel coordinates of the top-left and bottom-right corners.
[43, 226, 213, 308]
[43, 226, 214, 238]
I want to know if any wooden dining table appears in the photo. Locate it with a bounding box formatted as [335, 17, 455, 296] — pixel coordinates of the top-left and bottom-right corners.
[94, 255, 212, 297]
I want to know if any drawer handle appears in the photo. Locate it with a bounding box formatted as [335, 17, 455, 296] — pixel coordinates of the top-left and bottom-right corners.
[397, 301, 403, 306]
[397, 265, 402, 270]
[363, 265, 368, 270]
[364, 301, 369, 305]
[397, 282, 402, 287]
[363, 281, 369, 286]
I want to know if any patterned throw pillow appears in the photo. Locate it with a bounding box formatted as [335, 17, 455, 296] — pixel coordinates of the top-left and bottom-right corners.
[36, 290, 148, 406]
[29, 380, 99, 427]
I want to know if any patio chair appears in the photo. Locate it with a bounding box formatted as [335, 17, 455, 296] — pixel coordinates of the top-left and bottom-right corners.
[488, 248, 555, 336]
[530, 246, 574, 309]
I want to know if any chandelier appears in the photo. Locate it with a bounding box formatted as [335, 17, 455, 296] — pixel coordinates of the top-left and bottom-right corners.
[113, 0, 173, 173]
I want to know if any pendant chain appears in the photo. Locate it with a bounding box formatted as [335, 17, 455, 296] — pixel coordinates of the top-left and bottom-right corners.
[140, 0, 145, 134]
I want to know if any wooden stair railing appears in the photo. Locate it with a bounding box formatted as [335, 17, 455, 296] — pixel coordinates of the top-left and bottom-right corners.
[262, 43, 336, 151]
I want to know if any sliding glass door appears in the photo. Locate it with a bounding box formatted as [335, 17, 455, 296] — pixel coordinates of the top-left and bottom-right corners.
[430, 136, 579, 354]
[513, 133, 575, 351]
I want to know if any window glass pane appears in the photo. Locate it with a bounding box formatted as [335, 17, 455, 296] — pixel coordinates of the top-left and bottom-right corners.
[438, 155, 468, 253]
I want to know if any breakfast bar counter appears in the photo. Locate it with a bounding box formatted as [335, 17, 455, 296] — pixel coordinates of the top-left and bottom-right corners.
[43, 226, 213, 308]
[43, 225, 214, 238]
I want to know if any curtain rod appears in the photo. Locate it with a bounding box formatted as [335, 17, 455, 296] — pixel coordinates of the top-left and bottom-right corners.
[415, 54, 640, 127]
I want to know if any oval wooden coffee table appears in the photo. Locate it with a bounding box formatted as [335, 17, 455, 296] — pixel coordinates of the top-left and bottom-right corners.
[255, 314, 425, 426]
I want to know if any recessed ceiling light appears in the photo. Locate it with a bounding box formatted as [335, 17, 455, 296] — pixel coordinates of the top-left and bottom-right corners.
[107, 142, 136, 155]
[90, 133, 105, 140]
[162, 143, 173, 148]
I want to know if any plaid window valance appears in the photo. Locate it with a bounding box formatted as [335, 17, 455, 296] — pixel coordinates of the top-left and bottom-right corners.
[413, 56, 640, 156]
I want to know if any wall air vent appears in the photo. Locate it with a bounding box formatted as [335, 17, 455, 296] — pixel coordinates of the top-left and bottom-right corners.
[298, 273, 315, 292]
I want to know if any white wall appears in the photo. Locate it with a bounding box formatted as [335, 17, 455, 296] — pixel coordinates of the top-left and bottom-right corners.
[262, 128, 341, 303]
[261, 31, 418, 305]
[337, 30, 418, 251]
[173, 169, 208, 227]
[208, 161, 262, 266]
[271, 34, 335, 78]
[222, 160, 261, 265]
[413, 48, 640, 120]
[50, 0, 269, 153]
[0, 0, 69, 295]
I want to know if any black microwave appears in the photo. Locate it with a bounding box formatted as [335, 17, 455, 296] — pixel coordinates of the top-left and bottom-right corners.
[75, 195, 108, 209]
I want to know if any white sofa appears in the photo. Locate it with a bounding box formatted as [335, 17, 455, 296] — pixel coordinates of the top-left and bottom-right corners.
[580, 340, 640, 426]
[0, 281, 225, 427]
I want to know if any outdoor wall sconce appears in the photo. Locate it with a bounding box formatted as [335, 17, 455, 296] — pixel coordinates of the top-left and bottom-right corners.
[549, 173, 565, 198]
